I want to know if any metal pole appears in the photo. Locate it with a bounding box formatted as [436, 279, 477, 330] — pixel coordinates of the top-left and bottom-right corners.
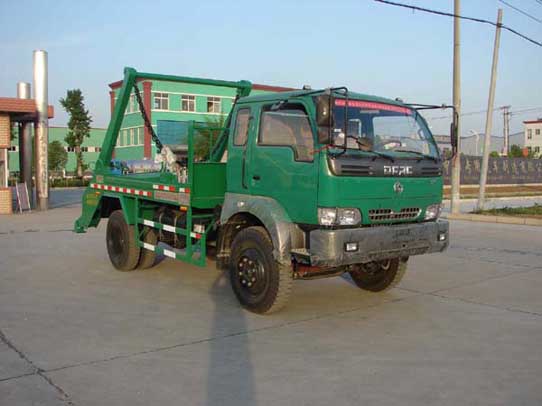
[33, 50, 49, 210]
[478, 9, 503, 211]
[502, 105, 511, 156]
[450, 0, 462, 214]
[17, 82, 33, 207]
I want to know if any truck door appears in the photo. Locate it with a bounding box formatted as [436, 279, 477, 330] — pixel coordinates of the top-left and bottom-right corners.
[247, 102, 317, 224]
[226, 106, 252, 193]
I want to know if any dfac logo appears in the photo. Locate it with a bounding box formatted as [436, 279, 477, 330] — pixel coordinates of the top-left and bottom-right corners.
[393, 181, 404, 194]
[384, 166, 413, 176]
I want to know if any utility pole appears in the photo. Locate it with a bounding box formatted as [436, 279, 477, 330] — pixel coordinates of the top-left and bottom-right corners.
[478, 9, 503, 211]
[450, 0, 462, 214]
[501, 105, 511, 156]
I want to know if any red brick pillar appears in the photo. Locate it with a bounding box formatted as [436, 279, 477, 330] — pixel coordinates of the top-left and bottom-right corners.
[109, 90, 116, 159]
[109, 90, 116, 117]
[143, 81, 152, 159]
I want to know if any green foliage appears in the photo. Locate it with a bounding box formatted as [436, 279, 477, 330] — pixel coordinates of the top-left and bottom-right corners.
[489, 151, 500, 158]
[48, 140, 68, 171]
[50, 178, 90, 188]
[472, 203, 542, 218]
[509, 144, 524, 158]
[60, 89, 92, 177]
[195, 115, 227, 160]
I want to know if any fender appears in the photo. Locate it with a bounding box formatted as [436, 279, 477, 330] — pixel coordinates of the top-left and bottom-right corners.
[220, 193, 304, 265]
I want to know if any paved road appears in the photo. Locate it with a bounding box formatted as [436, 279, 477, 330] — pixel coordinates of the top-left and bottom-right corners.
[1, 207, 541, 406]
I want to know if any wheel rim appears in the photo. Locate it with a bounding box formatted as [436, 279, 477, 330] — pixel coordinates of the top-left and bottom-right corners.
[236, 248, 267, 297]
[107, 222, 125, 261]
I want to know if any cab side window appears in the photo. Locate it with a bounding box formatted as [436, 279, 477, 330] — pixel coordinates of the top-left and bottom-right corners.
[233, 108, 250, 146]
[259, 103, 314, 162]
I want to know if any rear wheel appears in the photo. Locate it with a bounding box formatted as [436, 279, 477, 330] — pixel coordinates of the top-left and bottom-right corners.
[137, 226, 160, 269]
[106, 210, 141, 271]
[349, 258, 407, 292]
[229, 226, 293, 314]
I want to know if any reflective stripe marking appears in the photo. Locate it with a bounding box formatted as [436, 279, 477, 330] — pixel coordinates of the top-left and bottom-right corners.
[163, 250, 176, 259]
[143, 219, 154, 227]
[90, 183, 152, 197]
[152, 184, 190, 193]
[190, 232, 201, 239]
[143, 242, 155, 251]
[163, 224, 176, 233]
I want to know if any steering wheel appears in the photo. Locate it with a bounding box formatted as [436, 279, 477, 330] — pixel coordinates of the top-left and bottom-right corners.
[374, 138, 403, 150]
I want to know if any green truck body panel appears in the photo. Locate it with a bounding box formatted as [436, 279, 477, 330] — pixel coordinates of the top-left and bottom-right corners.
[75, 67, 447, 269]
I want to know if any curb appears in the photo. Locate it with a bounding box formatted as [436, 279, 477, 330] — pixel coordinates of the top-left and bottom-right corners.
[443, 212, 542, 226]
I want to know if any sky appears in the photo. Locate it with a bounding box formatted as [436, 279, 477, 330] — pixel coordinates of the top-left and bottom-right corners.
[0, 0, 541, 138]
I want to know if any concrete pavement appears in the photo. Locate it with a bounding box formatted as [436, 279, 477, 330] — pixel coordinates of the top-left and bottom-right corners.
[1, 207, 541, 405]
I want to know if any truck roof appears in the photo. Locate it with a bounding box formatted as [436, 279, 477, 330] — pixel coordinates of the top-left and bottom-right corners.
[238, 89, 408, 108]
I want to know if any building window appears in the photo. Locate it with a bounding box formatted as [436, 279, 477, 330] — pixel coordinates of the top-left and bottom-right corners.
[207, 97, 221, 113]
[138, 127, 144, 145]
[95, 147, 102, 152]
[127, 94, 140, 113]
[65, 146, 75, 152]
[81, 147, 89, 152]
[535, 146, 540, 153]
[8, 146, 18, 152]
[527, 129, 532, 139]
[536, 129, 541, 136]
[181, 95, 196, 112]
[129, 128, 135, 146]
[153, 92, 169, 110]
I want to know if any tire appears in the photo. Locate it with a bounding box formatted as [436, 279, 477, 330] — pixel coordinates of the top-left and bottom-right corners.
[106, 210, 141, 271]
[229, 226, 293, 314]
[137, 226, 160, 269]
[349, 258, 407, 292]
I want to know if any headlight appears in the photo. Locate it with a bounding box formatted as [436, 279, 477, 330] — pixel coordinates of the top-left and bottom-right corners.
[425, 203, 442, 220]
[318, 207, 361, 226]
[337, 208, 362, 225]
[318, 208, 337, 226]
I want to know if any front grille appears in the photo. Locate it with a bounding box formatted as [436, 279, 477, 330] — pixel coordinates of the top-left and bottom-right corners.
[421, 166, 442, 176]
[369, 207, 421, 222]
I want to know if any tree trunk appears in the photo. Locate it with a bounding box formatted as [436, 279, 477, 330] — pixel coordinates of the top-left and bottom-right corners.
[76, 152, 83, 178]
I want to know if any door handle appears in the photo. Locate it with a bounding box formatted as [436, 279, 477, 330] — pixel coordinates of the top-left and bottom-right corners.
[252, 175, 261, 180]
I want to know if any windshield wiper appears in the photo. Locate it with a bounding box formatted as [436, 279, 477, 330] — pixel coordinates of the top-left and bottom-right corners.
[368, 150, 395, 162]
[395, 149, 439, 162]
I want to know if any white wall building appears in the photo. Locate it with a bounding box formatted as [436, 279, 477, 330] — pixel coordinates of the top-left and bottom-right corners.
[524, 119, 542, 157]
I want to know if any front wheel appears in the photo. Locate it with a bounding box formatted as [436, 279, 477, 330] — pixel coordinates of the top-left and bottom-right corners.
[229, 226, 293, 314]
[349, 258, 407, 292]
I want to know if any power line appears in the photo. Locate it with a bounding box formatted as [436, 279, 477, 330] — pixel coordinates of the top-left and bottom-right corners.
[374, 0, 542, 47]
[426, 106, 542, 120]
[498, 0, 542, 24]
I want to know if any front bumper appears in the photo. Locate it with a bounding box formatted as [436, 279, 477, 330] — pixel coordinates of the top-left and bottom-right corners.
[308, 220, 449, 267]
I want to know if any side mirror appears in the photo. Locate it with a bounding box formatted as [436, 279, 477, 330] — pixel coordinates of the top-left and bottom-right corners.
[315, 94, 334, 144]
[316, 94, 333, 127]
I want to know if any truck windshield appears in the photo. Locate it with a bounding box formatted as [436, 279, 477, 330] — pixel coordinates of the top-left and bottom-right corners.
[331, 99, 439, 159]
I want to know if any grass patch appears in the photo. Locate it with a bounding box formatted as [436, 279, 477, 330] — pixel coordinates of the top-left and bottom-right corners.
[472, 204, 542, 219]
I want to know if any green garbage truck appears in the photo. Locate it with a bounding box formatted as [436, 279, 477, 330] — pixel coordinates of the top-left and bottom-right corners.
[75, 67, 456, 314]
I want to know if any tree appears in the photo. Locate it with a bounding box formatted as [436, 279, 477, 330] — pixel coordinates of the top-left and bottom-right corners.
[60, 89, 92, 177]
[195, 114, 227, 160]
[48, 140, 68, 173]
[489, 151, 500, 158]
[509, 144, 524, 158]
